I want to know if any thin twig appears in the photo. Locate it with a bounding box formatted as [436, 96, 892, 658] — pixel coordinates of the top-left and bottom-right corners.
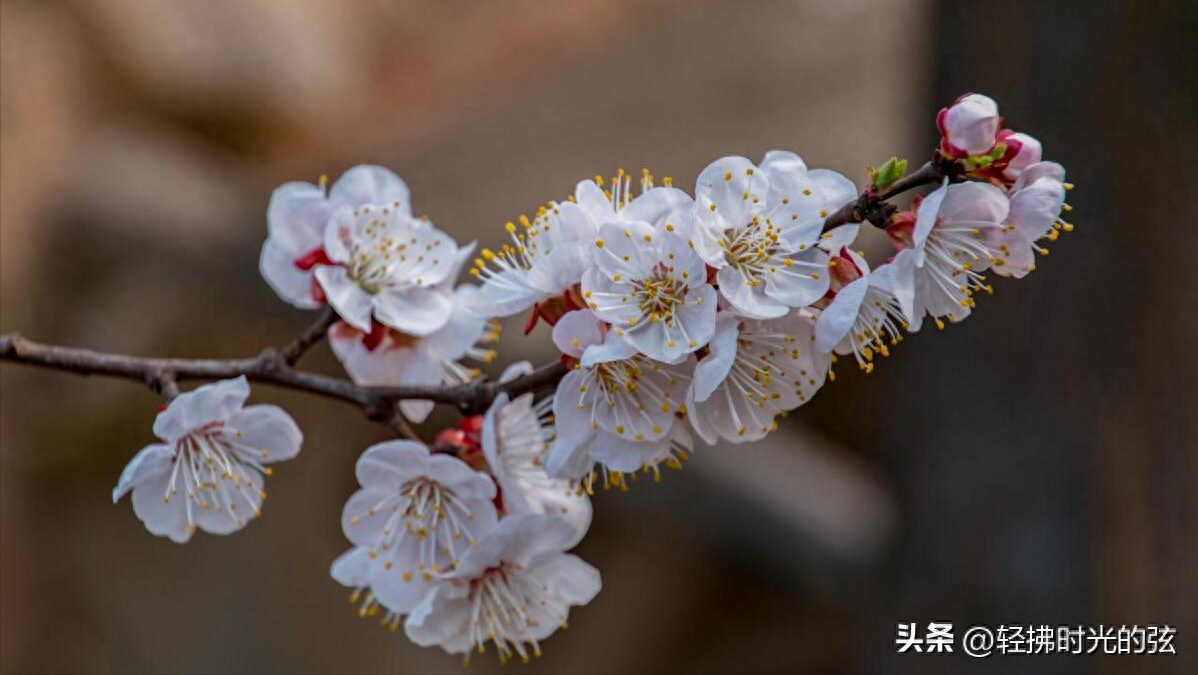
[821, 160, 943, 231]
[279, 307, 338, 365]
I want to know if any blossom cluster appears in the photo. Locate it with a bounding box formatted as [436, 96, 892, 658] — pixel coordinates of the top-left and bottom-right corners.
[109, 93, 1071, 664]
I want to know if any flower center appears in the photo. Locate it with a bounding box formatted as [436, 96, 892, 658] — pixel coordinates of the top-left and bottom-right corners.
[349, 477, 478, 578]
[465, 565, 543, 665]
[632, 266, 685, 323]
[162, 423, 269, 534]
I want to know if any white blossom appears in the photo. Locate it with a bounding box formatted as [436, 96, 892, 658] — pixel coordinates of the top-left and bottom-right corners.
[328, 287, 500, 423]
[545, 309, 693, 487]
[692, 152, 855, 318]
[581, 216, 716, 362]
[112, 376, 302, 543]
[482, 386, 592, 544]
[340, 440, 499, 615]
[814, 250, 907, 373]
[889, 181, 1009, 330]
[316, 201, 470, 336]
[404, 514, 600, 665]
[466, 170, 689, 319]
[938, 93, 1001, 156]
[998, 130, 1043, 183]
[260, 165, 413, 309]
[687, 311, 829, 444]
[986, 161, 1069, 278]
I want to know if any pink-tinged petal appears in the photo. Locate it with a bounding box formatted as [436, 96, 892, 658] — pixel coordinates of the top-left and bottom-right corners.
[371, 287, 453, 337]
[327, 325, 414, 386]
[692, 315, 739, 402]
[1009, 178, 1065, 241]
[260, 238, 322, 309]
[113, 444, 174, 503]
[1012, 161, 1067, 192]
[225, 405, 303, 463]
[943, 93, 1000, 155]
[314, 266, 374, 332]
[328, 165, 411, 214]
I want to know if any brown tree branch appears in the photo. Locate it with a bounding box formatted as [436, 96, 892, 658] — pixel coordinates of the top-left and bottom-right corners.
[0, 331, 567, 426]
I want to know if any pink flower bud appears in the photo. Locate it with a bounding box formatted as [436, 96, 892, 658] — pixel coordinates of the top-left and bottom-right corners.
[937, 93, 1000, 156]
[998, 130, 1042, 182]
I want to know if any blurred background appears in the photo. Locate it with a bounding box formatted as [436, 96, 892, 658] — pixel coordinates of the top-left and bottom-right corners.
[1, 1, 1195, 673]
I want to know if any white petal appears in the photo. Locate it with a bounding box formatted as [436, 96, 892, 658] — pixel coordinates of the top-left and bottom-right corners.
[354, 440, 431, 489]
[691, 315, 739, 402]
[130, 472, 191, 543]
[552, 309, 604, 358]
[695, 156, 767, 227]
[113, 444, 173, 503]
[717, 266, 788, 319]
[328, 165, 411, 214]
[815, 277, 868, 353]
[266, 181, 330, 257]
[466, 268, 542, 318]
[889, 248, 921, 331]
[314, 266, 374, 332]
[225, 405, 303, 463]
[552, 370, 593, 443]
[912, 181, 949, 253]
[592, 221, 657, 280]
[371, 287, 453, 337]
[578, 329, 637, 367]
[152, 376, 250, 442]
[527, 553, 602, 605]
[396, 350, 443, 423]
[526, 240, 594, 295]
[763, 249, 831, 308]
[498, 361, 534, 383]
[404, 584, 472, 652]
[573, 179, 615, 223]
[622, 187, 693, 224]
[259, 238, 321, 309]
[193, 469, 263, 535]
[819, 224, 860, 253]
[330, 547, 372, 588]
[494, 514, 578, 567]
[758, 149, 807, 174]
